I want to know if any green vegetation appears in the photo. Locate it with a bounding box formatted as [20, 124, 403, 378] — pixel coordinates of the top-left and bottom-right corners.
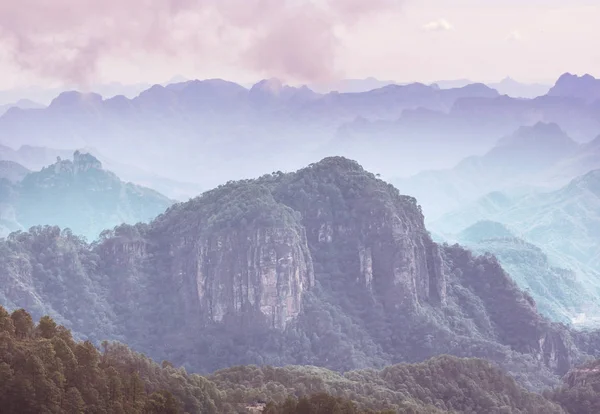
[1, 156, 599, 398]
[5, 305, 595, 414]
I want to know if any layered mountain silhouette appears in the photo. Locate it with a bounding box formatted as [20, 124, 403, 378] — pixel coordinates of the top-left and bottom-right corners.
[487, 77, 551, 99]
[1, 73, 595, 192]
[548, 73, 600, 103]
[0, 143, 202, 200]
[2, 157, 599, 393]
[0, 75, 573, 189]
[393, 122, 596, 221]
[0, 98, 44, 116]
[0, 151, 173, 240]
[451, 220, 600, 326]
[0, 160, 30, 183]
[431, 169, 600, 317]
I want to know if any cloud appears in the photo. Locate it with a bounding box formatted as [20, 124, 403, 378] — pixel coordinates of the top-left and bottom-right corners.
[507, 30, 523, 42]
[0, 0, 405, 86]
[422, 19, 454, 32]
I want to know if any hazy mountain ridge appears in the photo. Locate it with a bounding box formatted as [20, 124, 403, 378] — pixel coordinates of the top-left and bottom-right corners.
[449, 220, 600, 326]
[0, 77, 515, 189]
[0, 151, 174, 240]
[0, 143, 202, 200]
[1, 157, 599, 393]
[548, 73, 600, 103]
[0, 160, 30, 183]
[0, 98, 44, 116]
[431, 168, 600, 274]
[0, 73, 597, 190]
[392, 122, 593, 221]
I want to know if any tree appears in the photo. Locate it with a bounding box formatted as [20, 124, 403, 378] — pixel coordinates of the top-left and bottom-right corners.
[11, 308, 34, 339]
[64, 387, 86, 414]
[37, 315, 58, 339]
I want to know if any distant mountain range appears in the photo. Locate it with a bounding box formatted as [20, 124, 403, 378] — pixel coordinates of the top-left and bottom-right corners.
[393, 122, 600, 221]
[0, 151, 173, 240]
[0, 98, 44, 116]
[432, 168, 600, 277]
[434, 77, 551, 98]
[0, 73, 597, 191]
[448, 220, 600, 327]
[309, 76, 551, 98]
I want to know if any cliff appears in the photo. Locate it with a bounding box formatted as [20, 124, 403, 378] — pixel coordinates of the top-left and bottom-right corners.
[0, 157, 594, 388]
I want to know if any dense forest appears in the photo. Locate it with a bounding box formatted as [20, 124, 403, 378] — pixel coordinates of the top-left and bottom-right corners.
[3, 157, 600, 393]
[3, 305, 599, 413]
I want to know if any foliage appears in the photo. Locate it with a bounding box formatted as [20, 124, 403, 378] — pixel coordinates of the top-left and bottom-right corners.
[0, 305, 579, 413]
[0, 305, 222, 413]
[0, 156, 598, 396]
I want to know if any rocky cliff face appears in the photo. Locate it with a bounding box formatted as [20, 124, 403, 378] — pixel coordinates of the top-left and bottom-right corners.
[170, 225, 314, 330]
[271, 157, 446, 312]
[0, 156, 595, 386]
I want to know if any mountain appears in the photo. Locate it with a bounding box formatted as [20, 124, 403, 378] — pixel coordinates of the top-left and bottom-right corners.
[450, 220, 600, 326]
[431, 169, 600, 281]
[0, 144, 202, 200]
[0, 98, 44, 116]
[393, 122, 580, 221]
[548, 73, 600, 103]
[0, 160, 30, 183]
[1, 74, 598, 191]
[543, 134, 600, 186]
[0, 144, 74, 170]
[3, 305, 585, 414]
[0, 79, 507, 189]
[550, 358, 600, 413]
[2, 157, 600, 393]
[0, 151, 174, 240]
[431, 79, 475, 89]
[487, 77, 551, 98]
[309, 77, 401, 93]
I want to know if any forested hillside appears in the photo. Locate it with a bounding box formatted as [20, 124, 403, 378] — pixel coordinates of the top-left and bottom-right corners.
[4, 305, 594, 413]
[1, 157, 600, 395]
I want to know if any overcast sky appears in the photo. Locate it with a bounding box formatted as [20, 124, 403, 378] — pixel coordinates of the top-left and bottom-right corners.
[0, 0, 598, 89]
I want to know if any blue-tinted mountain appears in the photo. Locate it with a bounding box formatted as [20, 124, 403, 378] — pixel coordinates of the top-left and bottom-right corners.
[0, 143, 202, 200]
[0, 160, 29, 183]
[432, 169, 600, 285]
[393, 122, 580, 221]
[0, 151, 173, 240]
[450, 220, 600, 326]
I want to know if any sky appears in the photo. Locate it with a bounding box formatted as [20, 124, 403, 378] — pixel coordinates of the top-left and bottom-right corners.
[0, 0, 598, 90]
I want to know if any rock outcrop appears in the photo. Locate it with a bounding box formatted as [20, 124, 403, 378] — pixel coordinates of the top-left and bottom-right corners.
[0, 156, 595, 384]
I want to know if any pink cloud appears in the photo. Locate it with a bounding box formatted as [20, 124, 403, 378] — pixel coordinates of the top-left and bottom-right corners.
[0, 0, 404, 85]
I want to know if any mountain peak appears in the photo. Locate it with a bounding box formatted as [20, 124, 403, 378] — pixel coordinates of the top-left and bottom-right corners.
[307, 156, 366, 174]
[568, 169, 600, 196]
[548, 73, 600, 102]
[252, 78, 285, 93]
[497, 122, 574, 148]
[49, 91, 103, 108]
[73, 150, 103, 171]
